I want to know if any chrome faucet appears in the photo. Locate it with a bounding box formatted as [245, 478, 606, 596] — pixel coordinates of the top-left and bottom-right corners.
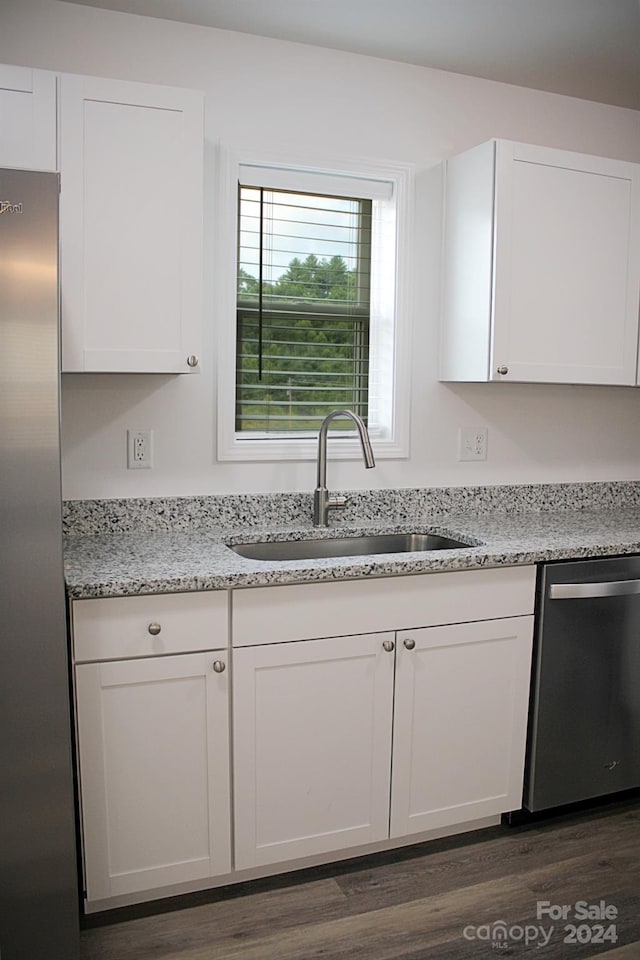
[313, 409, 375, 526]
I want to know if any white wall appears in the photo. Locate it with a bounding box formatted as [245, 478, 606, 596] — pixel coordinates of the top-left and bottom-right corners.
[2, 0, 640, 500]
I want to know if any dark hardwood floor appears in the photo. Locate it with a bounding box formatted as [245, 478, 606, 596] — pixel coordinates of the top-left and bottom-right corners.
[80, 796, 640, 959]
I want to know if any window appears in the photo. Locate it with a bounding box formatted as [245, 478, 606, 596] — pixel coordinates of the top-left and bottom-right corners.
[217, 155, 413, 461]
[236, 187, 372, 434]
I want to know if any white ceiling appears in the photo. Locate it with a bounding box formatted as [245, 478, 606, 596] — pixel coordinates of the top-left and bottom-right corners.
[66, 0, 640, 109]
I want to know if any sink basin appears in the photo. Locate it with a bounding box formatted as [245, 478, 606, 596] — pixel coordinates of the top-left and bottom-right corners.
[229, 532, 472, 561]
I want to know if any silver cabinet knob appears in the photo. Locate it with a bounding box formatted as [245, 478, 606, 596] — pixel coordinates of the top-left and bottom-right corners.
[497, 365, 509, 376]
[403, 637, 416, 650]
[148, 622, 161, 636]
[382, 639, 395, 652]
[213, 660, 226, 673]
[187, 354, 199, 368]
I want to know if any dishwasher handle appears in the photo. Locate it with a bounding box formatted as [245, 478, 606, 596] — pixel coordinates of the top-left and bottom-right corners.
[549, 579, 640, 600]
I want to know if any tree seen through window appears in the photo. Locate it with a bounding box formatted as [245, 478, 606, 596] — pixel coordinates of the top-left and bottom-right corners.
[236, 187, 371, 435]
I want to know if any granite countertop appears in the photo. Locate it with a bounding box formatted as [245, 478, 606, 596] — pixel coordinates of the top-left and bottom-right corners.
[63, 484, 640, 599]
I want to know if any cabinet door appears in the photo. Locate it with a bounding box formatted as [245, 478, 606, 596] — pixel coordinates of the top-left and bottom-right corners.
[59, 74, 203, 373]
[233, 633, 395, 870]
[390, 616, 533, 838]
[492, 141, 640, 385]
[76, 651, 230, 903]
[0, 64, 56, 171]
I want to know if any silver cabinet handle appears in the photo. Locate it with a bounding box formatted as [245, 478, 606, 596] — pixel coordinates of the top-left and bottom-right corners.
[549, 579, 640, 600]
[148, 622, 161, 636]
[497, 365, 509, 376]
[187, 354, 199, 368]
[382, 639, 395, 652]
[213, 660, 226, 673]
[403, 638, 416, 650]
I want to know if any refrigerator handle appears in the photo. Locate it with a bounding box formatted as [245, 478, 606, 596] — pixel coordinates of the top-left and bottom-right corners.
[549, 579, 640, 599]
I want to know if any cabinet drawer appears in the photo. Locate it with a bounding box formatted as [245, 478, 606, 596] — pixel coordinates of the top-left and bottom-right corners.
[232, 566, 536, 646]
[72, 591, 228, 662]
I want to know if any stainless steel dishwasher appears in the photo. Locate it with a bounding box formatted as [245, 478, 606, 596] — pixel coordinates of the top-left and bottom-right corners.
[524, 555, 640, 812]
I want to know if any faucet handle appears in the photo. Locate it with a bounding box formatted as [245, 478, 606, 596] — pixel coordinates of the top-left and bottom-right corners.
[314, 488, 347, 526]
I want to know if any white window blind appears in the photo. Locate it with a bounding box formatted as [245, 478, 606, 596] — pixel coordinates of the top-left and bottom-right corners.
[236, 181, 375, 435]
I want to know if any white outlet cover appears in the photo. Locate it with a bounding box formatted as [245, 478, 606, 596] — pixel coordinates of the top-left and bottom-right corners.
[458, 427, 488, 461]
[127, 429, 154, 469]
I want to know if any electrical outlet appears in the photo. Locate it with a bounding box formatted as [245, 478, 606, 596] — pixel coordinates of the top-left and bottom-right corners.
[127, 429, 154, 469]
[458, 427, 488, 461]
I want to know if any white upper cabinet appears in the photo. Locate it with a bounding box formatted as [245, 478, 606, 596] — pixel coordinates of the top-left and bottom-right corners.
[440, 140, 640, 385]
[59, 74, 204, 373]
[0, 65, 56, 171]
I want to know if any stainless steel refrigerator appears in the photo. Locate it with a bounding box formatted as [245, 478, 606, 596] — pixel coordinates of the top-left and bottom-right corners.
[0, 168, 79, 959]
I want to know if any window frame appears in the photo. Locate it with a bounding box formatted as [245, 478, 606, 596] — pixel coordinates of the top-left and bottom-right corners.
[216, 148, 414, 462]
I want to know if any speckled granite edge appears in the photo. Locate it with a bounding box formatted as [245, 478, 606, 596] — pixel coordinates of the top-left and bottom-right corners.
[63, 481, 640, 537]
[63, 505, 640, 599]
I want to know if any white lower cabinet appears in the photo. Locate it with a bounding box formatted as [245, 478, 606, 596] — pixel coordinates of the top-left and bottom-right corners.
[233, 633, 395, 870]
[72, 567, 536, 906]
[71, 591, 231, 907]
[390, 617, 533, 837]
[76, 652, 231, 902]
[233, 603, 534, 870]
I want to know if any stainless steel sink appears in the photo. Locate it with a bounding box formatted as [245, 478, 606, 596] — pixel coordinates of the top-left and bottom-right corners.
[228, 532, 472, 561]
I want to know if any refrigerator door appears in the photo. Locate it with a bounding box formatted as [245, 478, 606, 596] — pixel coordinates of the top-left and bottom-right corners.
[0, 169, 79, 958]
